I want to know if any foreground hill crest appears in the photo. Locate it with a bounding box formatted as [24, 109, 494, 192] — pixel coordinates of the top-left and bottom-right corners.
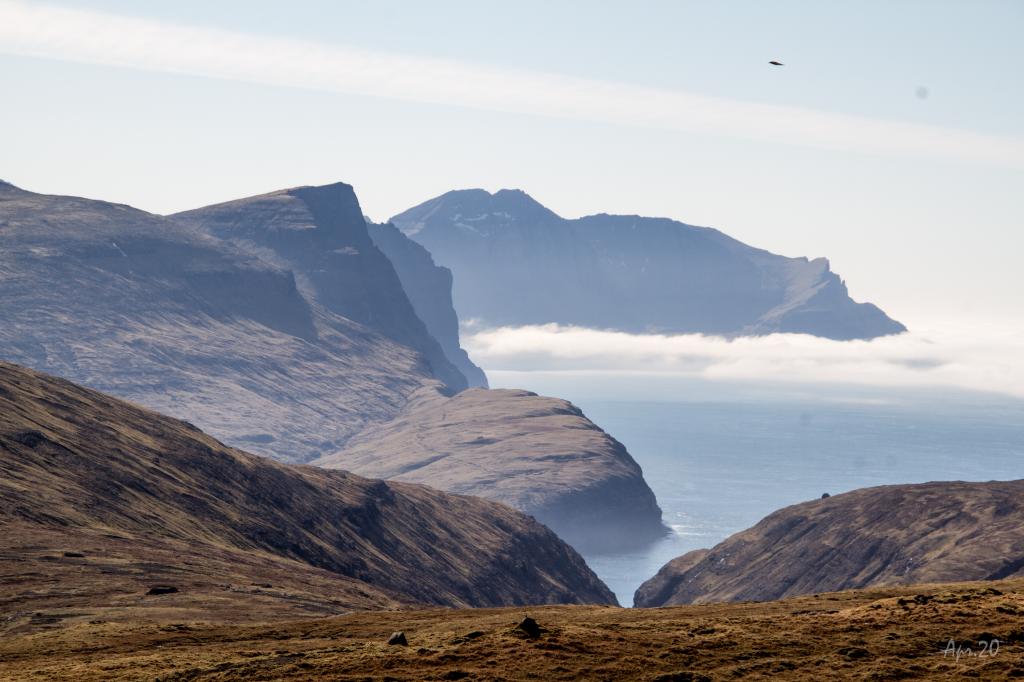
[0, 360, 616, 614]
[636, 479, 1024, 607]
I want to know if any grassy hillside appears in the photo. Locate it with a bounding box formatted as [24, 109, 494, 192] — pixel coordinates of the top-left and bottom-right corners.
[2, 578, 1022, 680]
[0, 361, 615, 618]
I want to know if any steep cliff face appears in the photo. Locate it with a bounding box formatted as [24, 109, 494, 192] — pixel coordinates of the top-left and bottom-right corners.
[0, 181, 444, 463]
[0, 360, 617, 612]
[315, 387, 667, 553]
[391, 189, 905, 340]
[635, 480, 1024, 607]
[173, 183, 468, 392]
[368, 221, 487, 388]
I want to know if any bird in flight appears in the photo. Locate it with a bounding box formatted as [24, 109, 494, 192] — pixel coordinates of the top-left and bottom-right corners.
[769, 60, 784, 66]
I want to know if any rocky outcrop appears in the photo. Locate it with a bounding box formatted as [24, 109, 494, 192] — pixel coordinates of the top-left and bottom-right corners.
[315, 387, 667, 553]
[173, 183, 468, 391]
[0, 360, 617, 611]
[634, 481, 1024, 606]
[368, 220, 487, 387]
[391, 189, 905, 340]
[0, 181, 454, 462]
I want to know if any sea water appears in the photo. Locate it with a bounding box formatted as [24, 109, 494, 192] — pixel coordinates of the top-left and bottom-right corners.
[488, 374, 1024, 606]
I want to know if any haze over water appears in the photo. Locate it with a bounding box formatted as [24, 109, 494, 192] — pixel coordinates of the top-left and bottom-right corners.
[488, 373, 1024, 605]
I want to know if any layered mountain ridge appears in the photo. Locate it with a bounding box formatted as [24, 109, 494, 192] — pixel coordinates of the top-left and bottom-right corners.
[0, 180, 453, 463]
[0, 180, 666, 551]
[391, 188, 905, 340]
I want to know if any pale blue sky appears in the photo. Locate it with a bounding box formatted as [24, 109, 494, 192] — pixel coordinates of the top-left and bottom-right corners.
[1, 1, 1021, 324]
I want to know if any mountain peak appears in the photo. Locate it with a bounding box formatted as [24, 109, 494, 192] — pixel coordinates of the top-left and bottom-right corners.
[284, 180, 357, 201]
[391, 187, 560, 238]
[285, 182, 367, 241]
[433, 187, 549, 208]
[492, 187, 537, 201]
[490, 188, 560, 218]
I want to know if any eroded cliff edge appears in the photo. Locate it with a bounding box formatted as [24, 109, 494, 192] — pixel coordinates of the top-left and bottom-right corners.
[316, 386, 667, 553]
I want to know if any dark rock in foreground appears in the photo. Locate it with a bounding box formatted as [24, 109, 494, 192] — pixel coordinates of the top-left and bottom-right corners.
[146, 586, 180, 596]
[516, 616, 541, 638]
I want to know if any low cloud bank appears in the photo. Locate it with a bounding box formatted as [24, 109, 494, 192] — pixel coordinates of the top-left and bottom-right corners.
[463, 322, 1024, 399]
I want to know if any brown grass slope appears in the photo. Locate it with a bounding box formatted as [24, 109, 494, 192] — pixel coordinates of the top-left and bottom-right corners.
[314, 386, 666, 553]
[636, 481, 1024, 607]
[0, 360, 616, 622]
[3, 579, 1024, 680]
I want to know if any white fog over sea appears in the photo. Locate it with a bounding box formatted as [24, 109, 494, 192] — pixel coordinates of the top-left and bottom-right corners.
[471, 323, 1024, 605]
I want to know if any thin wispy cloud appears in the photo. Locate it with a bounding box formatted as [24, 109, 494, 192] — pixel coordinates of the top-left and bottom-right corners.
[1, 1, 1022, 169]
[463, 323, 1024, 399]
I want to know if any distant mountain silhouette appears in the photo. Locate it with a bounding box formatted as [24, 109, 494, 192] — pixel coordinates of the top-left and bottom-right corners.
[391, 189, 906, 340]
[368, 221, 487, 387]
